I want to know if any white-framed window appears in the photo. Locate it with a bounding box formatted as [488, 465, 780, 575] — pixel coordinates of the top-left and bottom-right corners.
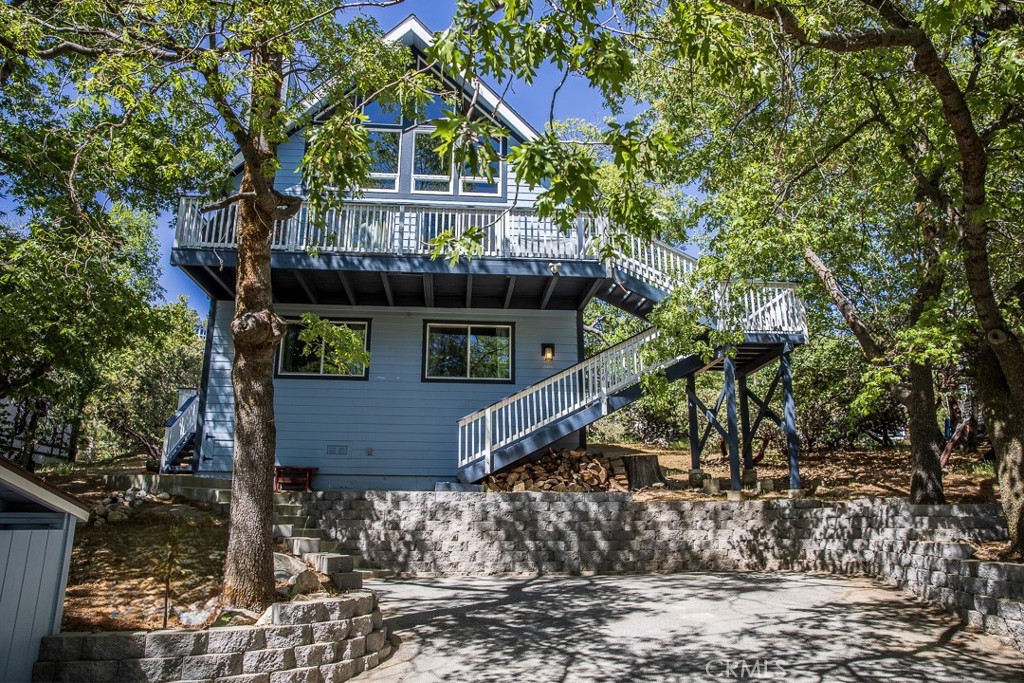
[424, 323, 513, 382]
[364, 129, 401, 192]
[460, 136, 503, 196]
[278, 319, 370, 379]
[412, 130, 453, 194]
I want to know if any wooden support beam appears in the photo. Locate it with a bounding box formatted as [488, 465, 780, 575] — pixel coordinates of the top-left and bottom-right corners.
[578, 279, 605, 310]
[687, 374, 701, 471]
[294, 271, 317, 305]
[741, 374, 757, 471]
[691, 386, 728, 454]
[748, 371, 783, 437]
[539, 275, 559, 309]
[503, 276, 517, 309]
[723, 354, 742, 491]
[380, 272, 394, 306]
[423, 273, 434, 307]
[780, 348, 802, 490]
[201, 265, 234, 298]
[336, 272, 356, 305]
[465, 273, 473, 308]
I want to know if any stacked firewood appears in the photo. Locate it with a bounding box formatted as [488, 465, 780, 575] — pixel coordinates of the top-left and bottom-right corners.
[483, 449, 629, 493]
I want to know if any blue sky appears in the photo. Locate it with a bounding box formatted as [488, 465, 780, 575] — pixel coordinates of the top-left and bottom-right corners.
[2, 0, 624, 315]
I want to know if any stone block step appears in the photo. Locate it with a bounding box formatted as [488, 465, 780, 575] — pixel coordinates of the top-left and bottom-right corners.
[273, 525, 327, 539]
[175, 486, 232, 504]
[285, 537, 321, 554]
[273, 503, 305, 516]
[302, 552, 354, 574]
[330, 571, 363, 590]
[318, 540, 341, 553]
[272, 514, 317, 528]
[354, 568, 393, 580]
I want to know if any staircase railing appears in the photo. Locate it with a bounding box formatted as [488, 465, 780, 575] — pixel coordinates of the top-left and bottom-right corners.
[713, 282, 806, 335]
[458, 328, 673, 473]
[161, 391, 199, 472]
[613, 236, 698, 292]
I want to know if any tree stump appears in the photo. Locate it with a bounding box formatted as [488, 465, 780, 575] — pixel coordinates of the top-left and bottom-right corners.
[622, 454, 667, 490]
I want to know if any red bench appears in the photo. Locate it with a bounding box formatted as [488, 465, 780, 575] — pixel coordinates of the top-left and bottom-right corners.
[274, 466, 318, 492]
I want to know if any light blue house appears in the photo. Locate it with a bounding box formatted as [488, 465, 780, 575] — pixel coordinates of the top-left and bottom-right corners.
[163, 15, 808, 492]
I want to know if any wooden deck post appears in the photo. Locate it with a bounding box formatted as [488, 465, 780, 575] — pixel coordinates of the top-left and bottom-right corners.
[779, 346, 802, 490]
[686, 373, 700, 472]
[723, 353, 741, 491]
[739, 374, 754, 471]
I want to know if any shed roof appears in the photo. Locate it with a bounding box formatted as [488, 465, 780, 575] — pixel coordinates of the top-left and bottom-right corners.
[0, 457, 90, 521]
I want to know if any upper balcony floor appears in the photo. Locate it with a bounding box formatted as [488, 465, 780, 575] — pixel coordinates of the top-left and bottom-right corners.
[171, 194, 695, 313]
[171, 195, 809, 345]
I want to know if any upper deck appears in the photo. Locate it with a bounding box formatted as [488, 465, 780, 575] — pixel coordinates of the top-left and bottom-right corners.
[171, 195, 697, 313]
[171, 196, 808, 343]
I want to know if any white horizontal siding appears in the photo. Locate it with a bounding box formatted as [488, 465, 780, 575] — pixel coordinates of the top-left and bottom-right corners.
[199, 302, 580, 486]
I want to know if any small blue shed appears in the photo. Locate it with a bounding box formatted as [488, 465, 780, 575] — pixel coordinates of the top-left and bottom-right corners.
[0, 457, 88, 683]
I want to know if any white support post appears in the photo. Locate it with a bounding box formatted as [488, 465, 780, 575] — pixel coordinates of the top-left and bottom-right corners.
[484, 408, 493, 475]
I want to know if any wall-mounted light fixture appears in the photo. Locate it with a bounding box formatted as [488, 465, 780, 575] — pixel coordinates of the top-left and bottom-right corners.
[542, 343, 555, 362]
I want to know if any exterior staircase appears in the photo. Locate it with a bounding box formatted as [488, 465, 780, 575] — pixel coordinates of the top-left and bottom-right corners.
[161, 390, 200, 473]
[110, 474, 392, 587]
[455, 239, 808, 484]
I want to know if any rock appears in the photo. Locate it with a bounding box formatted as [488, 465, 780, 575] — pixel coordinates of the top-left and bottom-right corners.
[107, 510, 129, 524]
[132, 499, 144, 507]
[93, 518, 105, 527]
[91, 505, 109, 518]
[177, 597, 218, 627]
[213, 607, 261, 627]
[101, 498, 114, 506]
[291, 570, 321, 595]
[274, 552, 307, 576]
[157, 491, 172, 501]
[275, 569, 294, 583]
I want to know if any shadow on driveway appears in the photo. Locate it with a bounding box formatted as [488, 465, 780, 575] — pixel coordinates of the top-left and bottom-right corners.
[360, 572, 1022, 682]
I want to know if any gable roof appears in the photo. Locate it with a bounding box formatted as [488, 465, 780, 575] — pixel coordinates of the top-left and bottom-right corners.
[0, 457, 90, 521]
[230, 14, 540, 175]
[381, 15, 540, 143]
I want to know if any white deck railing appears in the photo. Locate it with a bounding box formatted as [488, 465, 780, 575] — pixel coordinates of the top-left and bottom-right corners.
[175, 197, 597, 260]
[161, 391, 199, 472]
[715, 283, 807, 334]
[617, 235, 698, 290]
[457, 328, 667, 472]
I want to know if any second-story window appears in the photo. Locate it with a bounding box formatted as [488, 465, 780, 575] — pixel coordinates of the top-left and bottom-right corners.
[461, 136, 503, 196]
[412, 131, 453, 193]
[365, 130, 400, 191]
[362, 100, 402, 192]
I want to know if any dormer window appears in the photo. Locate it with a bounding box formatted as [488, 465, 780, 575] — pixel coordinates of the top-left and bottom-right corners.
[412, 131, 453, 193]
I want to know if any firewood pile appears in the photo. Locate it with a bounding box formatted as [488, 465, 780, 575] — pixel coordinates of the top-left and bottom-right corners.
[483, 449, 630, 493]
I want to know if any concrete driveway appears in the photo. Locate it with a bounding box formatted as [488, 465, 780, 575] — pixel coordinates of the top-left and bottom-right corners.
[359, 573, 1022, 682]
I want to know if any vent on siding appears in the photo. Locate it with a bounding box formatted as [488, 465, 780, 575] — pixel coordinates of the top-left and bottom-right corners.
[324, 442, 349, 457]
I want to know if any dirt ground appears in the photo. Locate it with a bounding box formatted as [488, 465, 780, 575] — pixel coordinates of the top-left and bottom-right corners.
[42, 461, 229, 631]
[590, 442, 1000, 504]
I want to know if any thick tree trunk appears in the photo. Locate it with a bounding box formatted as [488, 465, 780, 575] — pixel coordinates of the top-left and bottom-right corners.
[901, 362, 945, 504]
[975, 347, 1024, 554]
[221, 171, 285, 610]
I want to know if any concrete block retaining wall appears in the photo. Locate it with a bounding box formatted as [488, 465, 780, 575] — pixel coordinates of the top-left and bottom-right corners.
[33, 592, 393, 683]
[297, 493, 1023, 652]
